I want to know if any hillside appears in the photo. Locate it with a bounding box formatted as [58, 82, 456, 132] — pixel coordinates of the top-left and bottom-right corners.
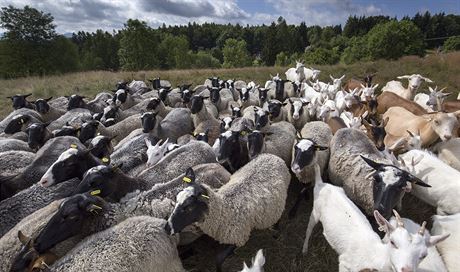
[1, 51, 459, 119]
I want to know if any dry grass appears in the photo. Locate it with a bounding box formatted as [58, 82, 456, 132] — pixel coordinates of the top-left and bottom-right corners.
[0, 53, 453, 271]
[1, 51, 459, 118]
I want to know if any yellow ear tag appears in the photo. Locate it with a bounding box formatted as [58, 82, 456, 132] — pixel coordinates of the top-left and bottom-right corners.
[70, 144, 78, 149]
[240, 131, 247, 136]
[97, 132, 101, 136]
[201, 194, 209, 199]
[90, 189, 101, 196]
[102, 157, 109, 163]
[193, 132, 197, 137]
[20, 119, 25, 124]
[183, 177, 192, 183]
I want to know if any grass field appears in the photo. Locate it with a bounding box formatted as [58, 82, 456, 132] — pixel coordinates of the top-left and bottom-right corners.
[1, 51, 459, 118]
[0, 53, 455, 271]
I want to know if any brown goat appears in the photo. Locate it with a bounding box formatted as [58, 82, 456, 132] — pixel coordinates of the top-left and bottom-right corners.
[327, 116, 348, 134]
[344, 73, 376, 91]
[442, 100, 460, 112]
[377, 92, 427, 115]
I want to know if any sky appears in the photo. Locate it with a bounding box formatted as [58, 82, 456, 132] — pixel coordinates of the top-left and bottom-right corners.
[0, 0, 459, 33]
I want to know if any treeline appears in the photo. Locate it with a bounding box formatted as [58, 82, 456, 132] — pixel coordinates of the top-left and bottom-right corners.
[1, 5, 460, 78]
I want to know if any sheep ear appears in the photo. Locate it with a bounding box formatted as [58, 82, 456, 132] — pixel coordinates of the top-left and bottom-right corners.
[46, 96, 53, 102]
[18, 230, 32, 246]
[314, 144, 328, 151]
[360, 155, 383, 170]
[373, 210, 395, 233]
[183, 167, 195, 184]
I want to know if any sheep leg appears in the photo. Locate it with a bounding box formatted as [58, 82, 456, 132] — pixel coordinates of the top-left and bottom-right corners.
[288, 186, 309, 219]
[302, 208, 318, 255]
[216, 244, 236, 272]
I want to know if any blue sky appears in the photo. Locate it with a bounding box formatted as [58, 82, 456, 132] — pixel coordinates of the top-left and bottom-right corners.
[0, 0, 459, 33]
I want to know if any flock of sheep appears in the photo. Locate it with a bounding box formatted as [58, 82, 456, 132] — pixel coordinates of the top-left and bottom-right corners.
[0, 60, 459, 272]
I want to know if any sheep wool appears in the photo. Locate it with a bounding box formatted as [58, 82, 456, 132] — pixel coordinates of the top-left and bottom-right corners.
[197, 154, 290, 247]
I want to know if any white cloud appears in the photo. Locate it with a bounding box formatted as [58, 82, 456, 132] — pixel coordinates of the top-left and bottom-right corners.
[0, 0, 384, 33]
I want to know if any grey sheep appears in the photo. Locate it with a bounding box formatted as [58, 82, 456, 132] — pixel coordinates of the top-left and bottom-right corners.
[79, 114, 142, 144]
[50, 216, 185, 272]
[0, 178, 78, 237]
[47, 108, 92, 131]
[0, 138, 32, 153]
[0, 136, 84, 201]
[48, 96, 69, 112]
[0, 150, 35, 177]
[145, 108, 193, 142]
[292, 121, 333, 184]
[137, 141, 217, 186]
[166, 154, 290, 270]
[0, 108, 43, 133]
[33, 97, 66, 122]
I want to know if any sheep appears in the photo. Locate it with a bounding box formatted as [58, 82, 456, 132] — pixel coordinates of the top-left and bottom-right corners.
[51, 122, 80, 138]
[238, 87, 258, 110]
[136, 141, 217, 186]
[7, 93, 34, 110]
[240, 249, 265, 272]
[328, 128, 430, 218]
[432, 138, 460, 171]
[50, 216, 185, 272]
[128, 79, 150, 94]
[146, 97, 172, 118]
[0, 178, 79, 237]
[302, 163, 448, 272]
[431, 213, 460, 272]
[166, 154, 290, 271]
[25, 122, 53, 151]
[2, 164, 229, 270]
[140, 109, 192, 143]
[47, 108, 93, 132]
[0, 150, 34, 176]
[67, 93, 111, 113]
[33, 97, 66, 122]
[254, 108, 296, 165]
[88, 135, 114, 159]
[291, 121, 332, 184]
[150, 77, 172, 90]
[286, 98, 310, 130]
[216, 130, 249, 173]
[399, 149, 460, 215]
[267, 100, 288, 123]
[0, 136, 84, 201]
[190, 95, 221, 146]
[78, 114, 142, 144]
[48, 96, 69, 112]
[38, 147, 103, 187]
[383, 107, 459, 147]
[0, 138, 32, 153]
[209, 86, 234, 113]
[377, 91, 428, 115]
[112, 89, 142, 110]
[1, 112, 43, 135]
[386, 217, 449, 272]
[382, 74, 433, 100]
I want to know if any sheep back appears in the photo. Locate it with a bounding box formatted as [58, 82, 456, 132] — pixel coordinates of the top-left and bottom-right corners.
[0, 138, 32, 153]
[48, 109, 92, 131]
[199, 154, 290, 246]
[51, 216, 184, 272]
[0, 150, 35, 176]
[328, 128, 391, 215]
[262, 121, 296, 165]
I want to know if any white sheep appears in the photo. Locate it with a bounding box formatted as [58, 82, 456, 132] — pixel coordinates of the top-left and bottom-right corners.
[382, 74, 433, 100]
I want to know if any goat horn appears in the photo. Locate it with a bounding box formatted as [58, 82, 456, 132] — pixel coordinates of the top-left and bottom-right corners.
[418, 221, 427, 235]
[393, 209, 404, 227]
[365, 171, 374, 180]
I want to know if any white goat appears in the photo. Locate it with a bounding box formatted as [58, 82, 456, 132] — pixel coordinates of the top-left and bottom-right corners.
[413, 86, 450, 112]
[302, 164, 447, 272]
[382, 74, 433, 100]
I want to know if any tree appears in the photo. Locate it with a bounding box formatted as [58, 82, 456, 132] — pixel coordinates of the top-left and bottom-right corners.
[340, 36, 368, 64]
[443, 36, 460, 52]
[158, 34, 191, 69]
[275, 52, 290, 66]
[118, 19, 158, 70]
[366, 20, 425, 60]
[222, 38, 251, 68]
[191, 51, 221, 68]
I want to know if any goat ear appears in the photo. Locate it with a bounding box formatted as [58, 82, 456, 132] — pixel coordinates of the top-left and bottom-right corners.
[406, 130, 415, 137]
[428, 233, 450, 247]
[422, 77, 433, 83]
[373, 210, 395, 233]
[397, 75, 411, 79]
[407, 172, 431, 187]
[382, 117, 389, 127]
[360, 155, 382, 170]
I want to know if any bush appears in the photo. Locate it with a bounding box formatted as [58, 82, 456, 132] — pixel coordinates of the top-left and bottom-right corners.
[303, 48, 340, 65]
[366, 20, 425, 60]
[191, 51, 221, 68]
[222, 38, 251, 68]
[275, 52, 290, 66]
[340, 36, 368, 64]
[443, 36, 460, 52]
